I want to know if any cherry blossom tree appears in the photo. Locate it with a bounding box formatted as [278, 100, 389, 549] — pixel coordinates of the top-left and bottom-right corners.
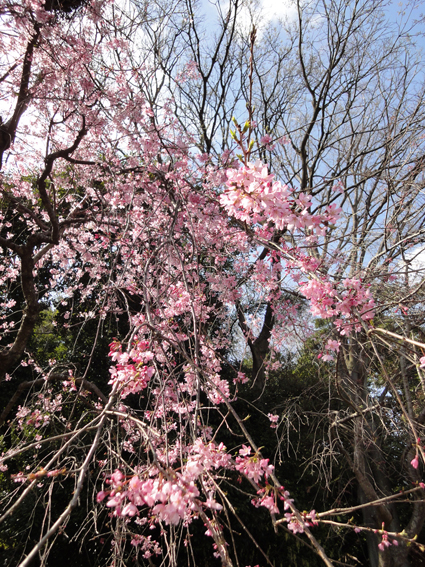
[139, 2, 425, 565]
[1, 1, 425, 567]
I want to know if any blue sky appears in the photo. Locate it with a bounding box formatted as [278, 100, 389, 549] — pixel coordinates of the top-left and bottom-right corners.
[198, 0, 425, 41]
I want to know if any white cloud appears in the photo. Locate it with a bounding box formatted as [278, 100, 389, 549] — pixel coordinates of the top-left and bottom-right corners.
[204, 0, 296, 37]
[236, 0, 296, 35]
[258, 0, 296, 23]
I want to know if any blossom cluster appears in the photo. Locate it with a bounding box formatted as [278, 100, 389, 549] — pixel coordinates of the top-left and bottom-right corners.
[301, 277, 375, 335]
[411, 437, 423, 469]
[251, 486, 294, 516]
[377, 530, 399, 552]
[99, 469, 201, 525]
[16, 393, 63, 430]
[98, 439, 231, 524]
[98, 440, 306, 539]
[108, 339, 155, 398]
[284, 510, 318, 534]
[220, 160, 375, 337]
[220, 160, 340, 234]
[235, 445, 274, 483]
